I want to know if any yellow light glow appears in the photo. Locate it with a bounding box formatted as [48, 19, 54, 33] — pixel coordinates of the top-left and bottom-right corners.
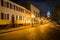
[31, 14, 35, 18]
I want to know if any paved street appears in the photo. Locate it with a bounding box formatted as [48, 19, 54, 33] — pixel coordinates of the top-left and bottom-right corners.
[0, 22, 60, 40]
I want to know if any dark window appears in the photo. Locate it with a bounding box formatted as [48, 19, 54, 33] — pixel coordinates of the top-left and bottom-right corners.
[21, 9, 24, 12]
[19, 8, 21, 12]
[13, 5, 15, 10]
[1, 13, 3, 19]
[21, 8, 24, 12]
[7, 14, 9, 20]
[10, 3, 12, 9]
[16, 6, 18, 11]
[18, 7, 19, 11]
[4, 1, 7, 7]
[7, 2, 9, 8]
[1, 0, 3, 6]
[19, 8, 20, 11]
[16, 6, 19, 11]
[4, 14, 6, 19]
[16, 16, 18, 20]
[34, 11, 35, 13]
[21, 8, 22, 12]
[1, 13, 9, 20]
[17, 7, 19, 11]
[21, 9, 22, 12]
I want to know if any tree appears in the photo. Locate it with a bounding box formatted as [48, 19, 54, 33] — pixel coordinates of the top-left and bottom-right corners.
[50, 5, 60, 24]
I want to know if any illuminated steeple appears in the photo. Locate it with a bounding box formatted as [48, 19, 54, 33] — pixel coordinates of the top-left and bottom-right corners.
[47, 10, 50, 17]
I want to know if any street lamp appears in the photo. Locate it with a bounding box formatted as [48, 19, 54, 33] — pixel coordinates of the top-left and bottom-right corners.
[31, 14, 35, 27]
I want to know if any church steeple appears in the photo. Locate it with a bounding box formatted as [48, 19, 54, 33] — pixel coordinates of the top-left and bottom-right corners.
[47, 10, 50, 17]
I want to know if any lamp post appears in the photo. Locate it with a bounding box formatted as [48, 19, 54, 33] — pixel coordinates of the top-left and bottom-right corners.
[31, 14, 35, 27]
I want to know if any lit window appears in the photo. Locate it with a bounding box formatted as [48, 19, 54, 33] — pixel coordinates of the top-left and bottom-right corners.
[22, 17, 24, 20]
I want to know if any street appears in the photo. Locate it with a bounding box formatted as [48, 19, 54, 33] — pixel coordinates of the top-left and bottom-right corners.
[0, 22, 60, 40]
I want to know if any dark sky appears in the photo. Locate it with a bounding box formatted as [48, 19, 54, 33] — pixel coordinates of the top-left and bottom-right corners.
[10, 0, 60, 16]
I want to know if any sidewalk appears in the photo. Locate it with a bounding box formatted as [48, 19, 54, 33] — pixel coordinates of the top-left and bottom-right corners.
[0, 25, 31, 34]
[1, 23, 58, 34]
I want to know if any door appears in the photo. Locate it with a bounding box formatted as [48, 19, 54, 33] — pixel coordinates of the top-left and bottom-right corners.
[11, 15, 14, 23]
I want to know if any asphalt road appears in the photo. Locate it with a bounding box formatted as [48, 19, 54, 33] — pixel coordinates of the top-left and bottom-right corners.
[0, 22, 60, 40]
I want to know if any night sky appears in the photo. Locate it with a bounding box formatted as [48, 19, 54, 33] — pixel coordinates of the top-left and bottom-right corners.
[10, 0, 60, 16]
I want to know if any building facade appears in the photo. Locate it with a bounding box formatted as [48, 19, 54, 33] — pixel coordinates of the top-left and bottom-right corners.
[20, 2, 40, 25]
[0, 0, 31, 29]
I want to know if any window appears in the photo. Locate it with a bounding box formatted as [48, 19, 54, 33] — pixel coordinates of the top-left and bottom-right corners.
[19, 16, 22, 20]
[1, 13, 6, 19]
[1, 0, 3, 6]
[10, 3, 12, 9]
[17, 7, 20, 11]
[22, 17, 23, 20]
[1, 13, 3, 19]
[16, 16, 18, 20]
[16, 6, 18, 11]
[21, 9, 23, 12]
[21, 8, 22, 12]
[19, 8, 20, 11]
[34, 11, 35, 13]
[7, 14, 9, 20]
[7, 2, 9, 8]
[13, 5, 15, 10]
[0, 0, 1, 4]
[4, 1, 7, 7]
[20, 8, 24, 12]
[4, 14, 6, 19]
[1, 13, 9, 20]
[19, 8, 21, 12]
[22, 9, 24, 12]
[17, 6, 18, 11]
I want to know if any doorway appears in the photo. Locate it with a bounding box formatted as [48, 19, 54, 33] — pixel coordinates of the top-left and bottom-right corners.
[11, 15, 14, 23]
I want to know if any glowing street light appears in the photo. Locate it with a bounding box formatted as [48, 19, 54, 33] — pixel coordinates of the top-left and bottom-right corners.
[31, 14, 35, 18]
[31, 14, 35, 27]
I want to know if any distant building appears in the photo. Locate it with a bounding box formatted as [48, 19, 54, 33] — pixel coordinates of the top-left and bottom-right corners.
[20, 2, 40, 17]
